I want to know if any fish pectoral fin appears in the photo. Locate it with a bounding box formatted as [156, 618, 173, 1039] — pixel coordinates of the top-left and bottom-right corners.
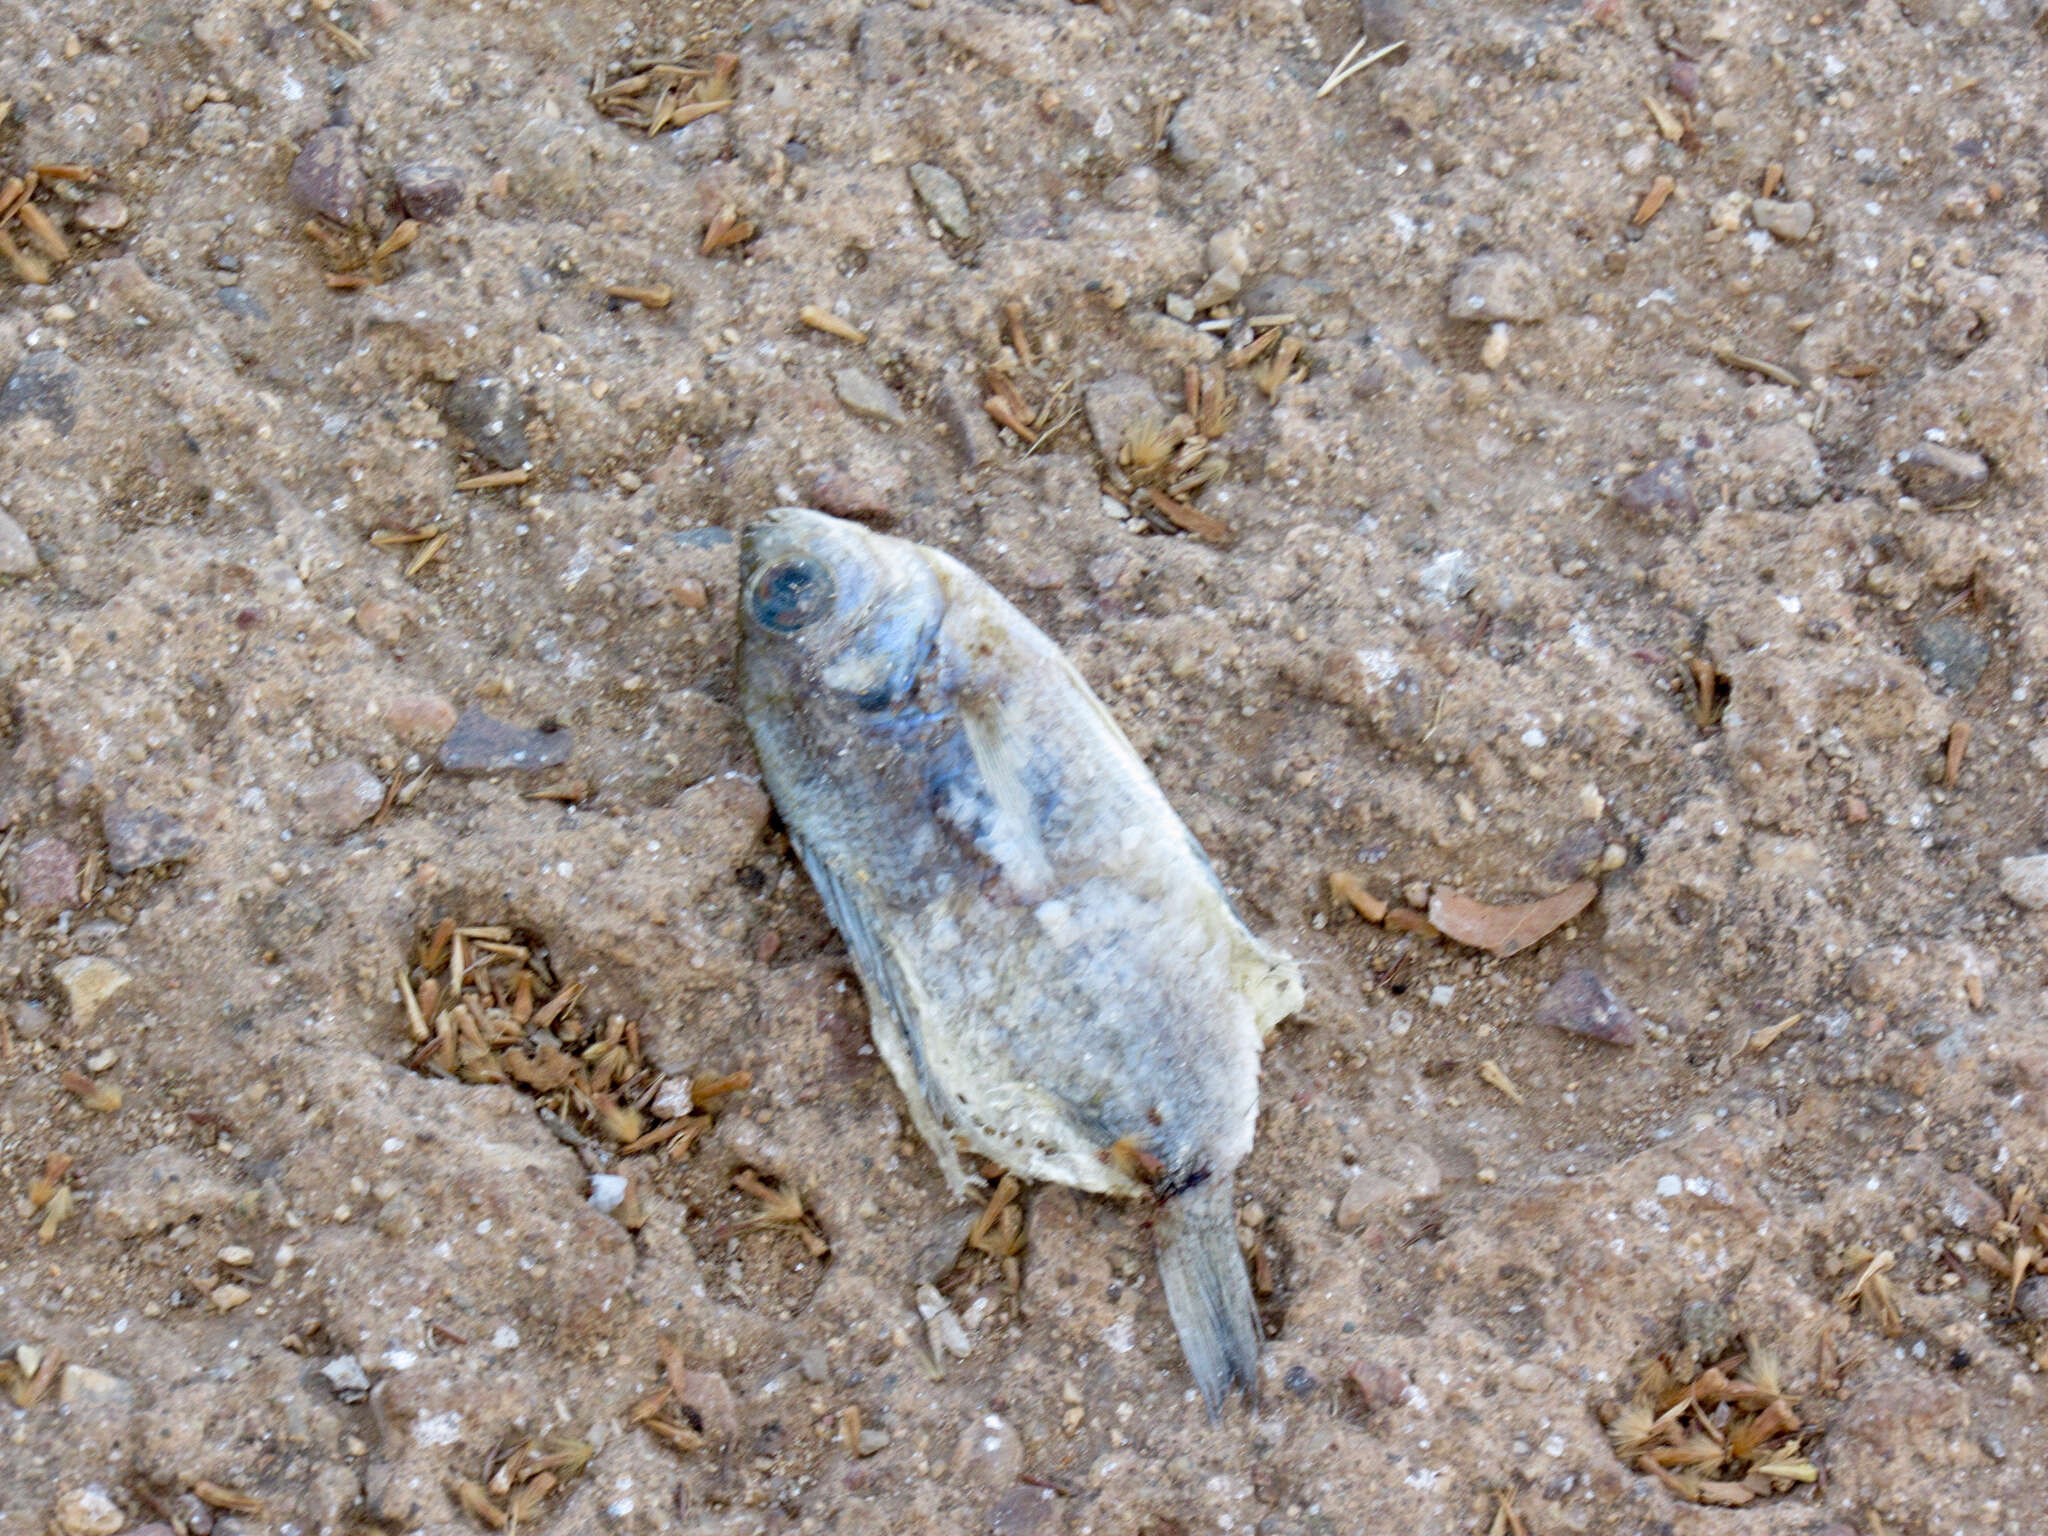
[956, 690, 1053, 897]
[796, 840, 978, 1201]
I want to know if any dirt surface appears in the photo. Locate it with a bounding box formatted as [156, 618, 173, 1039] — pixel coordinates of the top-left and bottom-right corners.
[5, 0, 2048, 1532]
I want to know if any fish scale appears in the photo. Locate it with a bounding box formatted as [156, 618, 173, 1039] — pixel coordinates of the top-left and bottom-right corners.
[737, 507, 1303, 1411]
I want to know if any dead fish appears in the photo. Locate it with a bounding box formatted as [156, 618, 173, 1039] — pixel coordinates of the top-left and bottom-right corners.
[738, 507, 1303, 1411]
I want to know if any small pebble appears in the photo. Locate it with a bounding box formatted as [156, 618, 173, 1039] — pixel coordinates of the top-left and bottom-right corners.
[1750, 197, 1815, 242]
[1507, 1362, 1547, 1391]
[442, 374, 530, 469]
[438, 707, 573, 774]
[1913, 618, 1990, 695]
[588, 1174, 628, 1212]
[1347, 1361, 1407, 1412]
[1997, 854, 2048, 911]
[57, 1365, 131, 1407]
[11, 836, 81, 918]
[53, 1489, 124, 1536]
[385, 692, 458, 744]
[907, 162, 973, 238]
[211, 1283, 252, 1311]
[297, 757, 387, 838]
[0, 509, 40, 575]
[102, 803, 200, 875]
[218, 1245, 255, 1266]
[395, 161, 467, 223]
[75, 194, 130, 231]
[0, 350, 81, 436]
[832, 368, 908, 426]
[321, 1354, 371, 1401]
[287, 125, 367, 223]
[1894, 442, 1989, 506]
[1533, 968, 1642, 1047]
[2016, 1275, 2048, 1323]
[52, 957, 133, 1028]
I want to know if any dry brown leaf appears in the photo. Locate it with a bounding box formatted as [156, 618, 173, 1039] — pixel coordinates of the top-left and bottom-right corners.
[1428, 880, 1597, 957]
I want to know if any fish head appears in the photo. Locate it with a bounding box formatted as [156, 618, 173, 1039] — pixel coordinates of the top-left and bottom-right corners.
[738, 507, 944, 714]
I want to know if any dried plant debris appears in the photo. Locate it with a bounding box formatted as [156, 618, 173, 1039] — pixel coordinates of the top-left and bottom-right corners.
[728, 1168, 830, 1257]
[395, 917, 747, 1160]
[1, 165, 96, 285]
[457, 1433, 594, 1528]
[1960, 1180, 2048, 1363]
[1, 1342, 62, 1408]
[1603, 1336, 1818, 1506]
[1427, 879, 1597, 958]
[303, 214, 425, 291]
[591, 53, 738, 135]
[1835, 1244, 1903, 1338]
[630, 1334, 708, 1454]
[1097, 365, 1235, 544]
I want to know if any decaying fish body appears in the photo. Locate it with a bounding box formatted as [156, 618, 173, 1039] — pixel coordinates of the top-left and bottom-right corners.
[737, 507, 1303, 1409]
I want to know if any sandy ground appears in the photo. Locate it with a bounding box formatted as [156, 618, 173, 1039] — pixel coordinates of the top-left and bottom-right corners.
[5, 0, 2048, 1532]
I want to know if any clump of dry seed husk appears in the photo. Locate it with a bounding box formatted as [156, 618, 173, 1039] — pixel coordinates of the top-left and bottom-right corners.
[629, 1335, 709, 1454]
[304, 214, 423, 291]
[455, 1434, 593, 1529]
[396, 918, 749, 1159]
[1098, 363, 1236, 544]
[0, 164, 94, 286]
[1601, 1338, 1818, 1506]
[1962, 1179, 2048, 1368]
[981, 301, 1079, 458]
[590, 53, 739, 135]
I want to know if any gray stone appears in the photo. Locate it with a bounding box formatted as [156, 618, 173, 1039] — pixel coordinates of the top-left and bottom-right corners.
[1894, 442, 1989, 507]
[442, 374, 529, 469]
[832, 367, 908, 426]
[287, 126, 367, 224]
[438, 707, 573, 774]
[908, 162, 973, 238]
[297, 757, 386, 838]
[1751, 197, 1815, 242]
[934, 380, 997, 468]
[1081, 373, 1163, 465]
[1447, 252, 1554, 323]
[1532, 968, 1642, 1046]
[1165, 94, 1224, 171]
[0, 350, 80, 436]
[394, 162, 466, 224]
[1998, 853, 2048, 911]
[1416, 549, 1474, 603]
[1913, 618, 1989, 695]
[321, 1354, 371, 1402]
[0, 510, 39, 575]
[103, 803, 200, 874]
[2016, 1274, 2048, 1323]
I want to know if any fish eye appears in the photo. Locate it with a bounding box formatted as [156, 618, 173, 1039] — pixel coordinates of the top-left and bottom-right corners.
[750, 556, 836, 634]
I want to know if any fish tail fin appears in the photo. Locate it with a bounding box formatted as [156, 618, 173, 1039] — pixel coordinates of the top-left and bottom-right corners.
[1154, 1174, 1261, 1417]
